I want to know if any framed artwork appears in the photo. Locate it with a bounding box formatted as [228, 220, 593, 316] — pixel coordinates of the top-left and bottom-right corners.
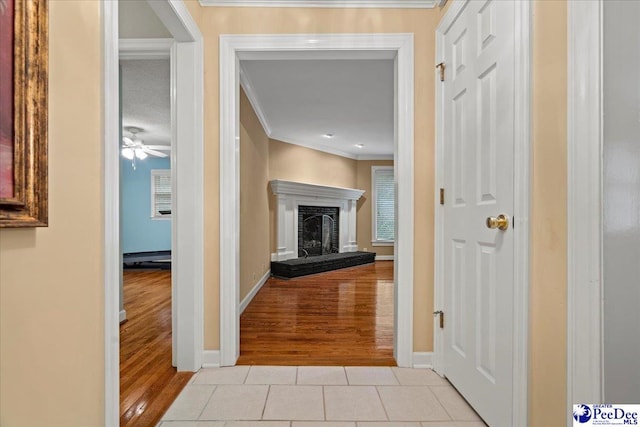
[0, 0, 48, 227]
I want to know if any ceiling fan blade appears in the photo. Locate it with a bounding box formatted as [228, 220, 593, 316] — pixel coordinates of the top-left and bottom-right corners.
[144, 145, 171, 151]
[122, 136, 134, 146]
[143, 148, 168, 158]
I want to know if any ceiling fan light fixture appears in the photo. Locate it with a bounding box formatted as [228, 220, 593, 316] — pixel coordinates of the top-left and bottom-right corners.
[122, 147, 135, 160]
[134, 148, 148, 160]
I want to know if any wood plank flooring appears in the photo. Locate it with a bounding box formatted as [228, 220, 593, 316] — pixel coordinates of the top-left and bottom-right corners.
[237, 261, 396, 366]
[120, 270, 193, 427]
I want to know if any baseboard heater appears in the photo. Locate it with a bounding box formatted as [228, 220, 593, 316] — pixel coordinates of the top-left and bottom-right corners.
[271, 251, 376, 279]
[123, 250, 171, 270]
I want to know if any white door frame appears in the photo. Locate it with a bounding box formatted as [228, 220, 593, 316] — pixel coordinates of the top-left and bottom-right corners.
[566, 0, 604, 418]
[433, 1, 531, 425]
[102, 1, 204, 425]
[219, 33, 415, 367]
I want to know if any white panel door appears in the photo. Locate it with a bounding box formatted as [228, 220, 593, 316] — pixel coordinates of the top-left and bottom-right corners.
[441, 1, 515, 426]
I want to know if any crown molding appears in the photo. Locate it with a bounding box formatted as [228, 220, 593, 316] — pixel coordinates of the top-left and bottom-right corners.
[201, 0, 436, 8]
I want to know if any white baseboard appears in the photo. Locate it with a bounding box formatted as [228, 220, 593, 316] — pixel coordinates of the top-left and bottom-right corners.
[119, 310, 127, 323]
[202, 350, 221, 368]
[240, 270, 271, 314]
[412, 352, 433, 369]
[375, 255, 394, 261]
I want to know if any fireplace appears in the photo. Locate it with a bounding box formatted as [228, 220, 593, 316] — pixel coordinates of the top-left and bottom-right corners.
[270, 180, 365, 262]
[298, 206, 339, 257]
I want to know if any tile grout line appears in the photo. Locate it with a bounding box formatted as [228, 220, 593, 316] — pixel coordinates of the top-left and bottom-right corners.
[196, 384, 218, 421]
[261, 384, 271, 420]
[322, 385, 327, 421]
[390, 366, 401, 385]
[374, 385, 391, 422]
[243, 366, 251, 384]
[428, 385, 456, 422]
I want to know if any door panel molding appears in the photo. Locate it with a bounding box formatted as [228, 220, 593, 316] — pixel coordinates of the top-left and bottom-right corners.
[434, 1, 530, 425]
[219, 33, 415, 367]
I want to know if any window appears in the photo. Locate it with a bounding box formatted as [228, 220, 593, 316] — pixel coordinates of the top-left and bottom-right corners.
[371, 166, 395, 245]
[151, 169, 171, 219]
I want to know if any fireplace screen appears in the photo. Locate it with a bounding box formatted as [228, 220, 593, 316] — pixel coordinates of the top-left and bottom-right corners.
[298, 206, 339, 257]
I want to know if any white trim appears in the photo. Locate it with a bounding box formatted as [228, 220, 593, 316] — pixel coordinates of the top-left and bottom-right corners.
[220, 33, 414, 367]
[357, 154, 394, 161]
[270, 179, 365, 201]
[270, 135, 361, 160]
[239, 65, 272, 136]
[412, 352, 433, 369]
[567, 0, 604, 415]
[119, 38, 173, 60]
[201, 0, 436, 8]
[104, 3, 204, 424]
[512, 2, 532, 424]
[119, 310, 127, 323]
[173, 31, 205, 372]
[434, 1, 530, 426]
[375, 255, 394, 261]
[103, 2, 120, 425]
[202, 350, 221, 368]
[240, 270, 271, 314]
[372, 242, 393, 247]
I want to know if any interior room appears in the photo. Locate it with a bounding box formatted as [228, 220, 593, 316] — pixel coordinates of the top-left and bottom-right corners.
[236, 56, 397, 365]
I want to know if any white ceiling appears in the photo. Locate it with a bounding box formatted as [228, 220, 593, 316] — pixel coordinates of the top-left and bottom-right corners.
[120, 59, 171, 146]
[240, 58, 394, 160]
[119, 0, 172, 39]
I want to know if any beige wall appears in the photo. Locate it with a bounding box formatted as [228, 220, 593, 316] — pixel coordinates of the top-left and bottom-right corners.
[356, 160, 394, 256]
[269, 139, 358, 188]
[239, 88, 271, 301]
[194, 5, 440, 354]
[0, 1, 104, 425]
[530, 1, 568, 425]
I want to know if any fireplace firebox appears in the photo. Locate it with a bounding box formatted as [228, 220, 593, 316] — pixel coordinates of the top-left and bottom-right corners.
[298, 206, 339, 257]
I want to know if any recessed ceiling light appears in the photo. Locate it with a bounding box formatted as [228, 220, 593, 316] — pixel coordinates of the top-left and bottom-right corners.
[323, 133, 334, 139]
[355, 143, 364, 148]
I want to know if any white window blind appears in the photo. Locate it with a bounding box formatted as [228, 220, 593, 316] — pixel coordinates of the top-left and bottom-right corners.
[372, 166, 395, 243]
[151, 170, 171, 219]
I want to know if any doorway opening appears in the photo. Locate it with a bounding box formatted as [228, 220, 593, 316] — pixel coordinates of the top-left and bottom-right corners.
[103, 1, 204, 425]
[219, 34, 415, 367]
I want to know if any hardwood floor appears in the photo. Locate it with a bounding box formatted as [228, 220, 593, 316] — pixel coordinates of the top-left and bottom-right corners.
[237, 261, 396, 366]
[120, 270, 193, 427]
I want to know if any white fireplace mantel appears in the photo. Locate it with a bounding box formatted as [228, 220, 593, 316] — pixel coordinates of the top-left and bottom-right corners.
[270, 179, 365, 261]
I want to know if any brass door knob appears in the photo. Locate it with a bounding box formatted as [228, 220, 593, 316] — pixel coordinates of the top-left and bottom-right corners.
[486, 214, 509, 231]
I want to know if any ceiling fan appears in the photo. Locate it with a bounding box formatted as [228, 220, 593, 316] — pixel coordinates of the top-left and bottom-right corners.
[121, 126, 170, 162]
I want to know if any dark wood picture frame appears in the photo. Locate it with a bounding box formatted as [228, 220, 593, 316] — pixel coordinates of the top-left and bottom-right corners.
[0, 0, 48, 227]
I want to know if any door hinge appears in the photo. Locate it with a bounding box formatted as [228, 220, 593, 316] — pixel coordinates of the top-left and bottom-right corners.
[433, 310, 444, 329]
[439, 188, 445, 205]
[436, 62, 446, 82]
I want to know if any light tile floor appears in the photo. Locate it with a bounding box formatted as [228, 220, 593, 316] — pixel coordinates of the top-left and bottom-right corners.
[159, 366, 487, 427]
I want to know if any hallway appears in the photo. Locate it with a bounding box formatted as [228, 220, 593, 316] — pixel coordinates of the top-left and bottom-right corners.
[159, 365, 486, 426]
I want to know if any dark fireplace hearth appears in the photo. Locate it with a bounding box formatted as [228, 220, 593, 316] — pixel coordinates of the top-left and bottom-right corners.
[298, 205, 339, 257]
